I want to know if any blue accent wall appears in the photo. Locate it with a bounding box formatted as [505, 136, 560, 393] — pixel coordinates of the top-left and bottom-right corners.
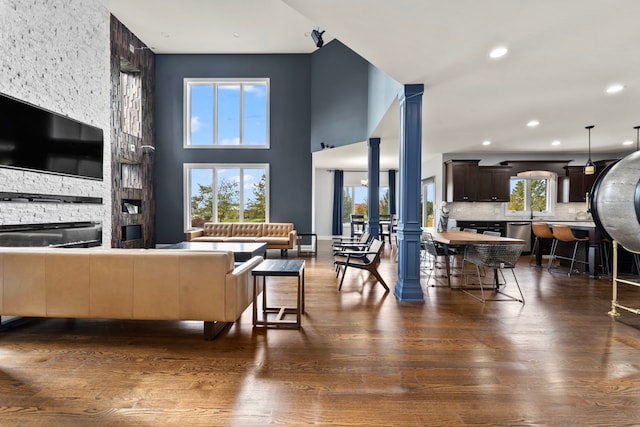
[154, 54, 312, 244]
[310, 41, 369, 150]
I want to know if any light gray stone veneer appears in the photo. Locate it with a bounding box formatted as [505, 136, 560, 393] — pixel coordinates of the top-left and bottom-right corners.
[0, 0, 111, 245]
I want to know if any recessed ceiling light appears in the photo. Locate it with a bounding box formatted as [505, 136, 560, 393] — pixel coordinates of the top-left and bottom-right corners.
[489, 46, 508, 59]
[551, 140, 561, 146]
[160, 31, 170, 38]
[233, 32, 240, 38]
[482, 140, 491, 146]
[606, 84, 624, 94]
[623, 140, 633, 146]
[527, 120, 540, 127]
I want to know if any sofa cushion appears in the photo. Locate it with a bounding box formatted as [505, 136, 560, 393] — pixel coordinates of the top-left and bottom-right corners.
[232, 223, 263, 237]
[224, 236, 259, 242]
[256, 237, 289, 245]
[262, 223, 293, 237]
[203, 223, 234, 237]
[191, 236, 227, 242]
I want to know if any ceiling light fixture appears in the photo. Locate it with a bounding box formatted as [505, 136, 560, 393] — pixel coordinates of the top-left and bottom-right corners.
[482, 140, 491, 146]
[527, 120, 540, 127]
[584, 125, 595, 175]
[489, 46, 508, 59]
[232, 32, 240, 38]
[551, 140, 561, 146]
[606, 84, 624, 94]
[311, 29, 325, 48]
[623, 140, 633, 146]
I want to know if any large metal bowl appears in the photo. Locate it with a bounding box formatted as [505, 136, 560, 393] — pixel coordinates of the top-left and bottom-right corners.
[590, 152, 640, 253]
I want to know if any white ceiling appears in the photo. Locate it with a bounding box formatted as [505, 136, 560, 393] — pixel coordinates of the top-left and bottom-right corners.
[109, 0, 640, 170]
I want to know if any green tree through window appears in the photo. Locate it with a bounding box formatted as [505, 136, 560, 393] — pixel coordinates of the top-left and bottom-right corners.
[244, 173, 266, 222]
[217, 178, 240, 222]
[191, 183, 213, 228]
[186, 164, 268, 229]
[508, 177, 549, 213]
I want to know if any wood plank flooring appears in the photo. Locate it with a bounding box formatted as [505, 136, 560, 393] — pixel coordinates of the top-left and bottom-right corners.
[2, 241, 640, 426]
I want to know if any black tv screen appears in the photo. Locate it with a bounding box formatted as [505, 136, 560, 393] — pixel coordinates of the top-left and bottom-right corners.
[0, 92, 103, 180]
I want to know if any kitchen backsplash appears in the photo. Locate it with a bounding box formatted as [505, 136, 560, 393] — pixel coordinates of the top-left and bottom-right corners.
[448, 202, 592, 221]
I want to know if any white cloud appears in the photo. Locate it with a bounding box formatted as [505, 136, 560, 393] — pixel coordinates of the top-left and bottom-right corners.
[219, 137, 240, 145]
[244, 84, 266, 97]
[191, 116, 203, 132]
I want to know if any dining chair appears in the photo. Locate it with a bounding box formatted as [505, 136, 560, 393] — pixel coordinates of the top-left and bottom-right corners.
[379, 214, 393, 244]
[350, 214, 366, 238]
[462, 243, 525, 303]
[420, 232, 451, 287]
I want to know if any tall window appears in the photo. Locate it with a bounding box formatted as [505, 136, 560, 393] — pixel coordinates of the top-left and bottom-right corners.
[184, 164, 269, 230]
[508, 177, 551, 214]
[184, 78, 269, 148]
[342, 186, 389, 222]
[422, 177, 435, 227]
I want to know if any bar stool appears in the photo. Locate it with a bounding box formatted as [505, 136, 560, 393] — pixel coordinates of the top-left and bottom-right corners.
[529, 222, 555, 266]
[548, 224, 589, 276]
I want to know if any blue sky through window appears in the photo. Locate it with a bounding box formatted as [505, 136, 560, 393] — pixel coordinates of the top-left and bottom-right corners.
[188, 80, 267, 146]
[190, 86, 213, 145]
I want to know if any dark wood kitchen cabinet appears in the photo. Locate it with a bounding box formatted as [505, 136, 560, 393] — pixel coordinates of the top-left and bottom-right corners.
[477, 166, 512, 202]
[445, 160, 479, 202]
[558, 166, 597, 203]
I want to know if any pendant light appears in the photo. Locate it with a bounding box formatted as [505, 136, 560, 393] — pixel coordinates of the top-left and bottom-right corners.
[635, 125, 640, 151]
[584, 125, 595, 175]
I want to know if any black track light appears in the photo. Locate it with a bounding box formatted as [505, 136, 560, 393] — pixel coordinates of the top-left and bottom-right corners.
[311, 29, 325, 48]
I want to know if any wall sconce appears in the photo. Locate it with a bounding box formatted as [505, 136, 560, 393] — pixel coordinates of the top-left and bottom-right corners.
[584, 125, 595, 175]
[360, 179, 368, 187]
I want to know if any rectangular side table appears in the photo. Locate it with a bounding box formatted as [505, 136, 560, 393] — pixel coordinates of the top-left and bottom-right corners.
[297, 233, 317, 257]
[252, 259, 305, 329]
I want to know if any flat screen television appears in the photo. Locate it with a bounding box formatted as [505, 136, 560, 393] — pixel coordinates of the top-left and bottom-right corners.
[0, 92, 103, 180]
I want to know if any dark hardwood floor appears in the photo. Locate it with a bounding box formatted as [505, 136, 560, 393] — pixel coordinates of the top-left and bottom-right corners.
[2, 241, 640, 426]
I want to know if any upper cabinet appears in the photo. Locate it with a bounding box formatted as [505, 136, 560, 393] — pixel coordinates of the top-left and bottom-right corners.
[445, 160, 511, 202]
[445, 160, 479, 202]
[477, 166, 512, 202]
[557, 160, 618, 203]
[557, 166, 595, 203]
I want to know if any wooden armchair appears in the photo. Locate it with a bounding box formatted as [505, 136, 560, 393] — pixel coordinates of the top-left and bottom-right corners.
[333, 238, 389, 291]
[332, 231, 371, 253]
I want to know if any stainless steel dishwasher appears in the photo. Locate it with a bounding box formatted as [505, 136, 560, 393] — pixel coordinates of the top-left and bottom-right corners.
[507, 222, 532, 252]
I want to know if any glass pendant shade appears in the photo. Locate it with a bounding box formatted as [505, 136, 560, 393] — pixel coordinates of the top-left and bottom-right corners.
[585, 125, 595, 175]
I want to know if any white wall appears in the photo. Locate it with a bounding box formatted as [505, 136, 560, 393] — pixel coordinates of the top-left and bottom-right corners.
[312, 162, 398, 239]
[0, 0, 111, 243]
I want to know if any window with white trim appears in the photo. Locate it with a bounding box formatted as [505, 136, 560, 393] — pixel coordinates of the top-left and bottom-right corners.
[507, 172, 556, 216]
[184, 164, 269, 230]
[184, 78, 269, 148]
[342, 186, 390, 222]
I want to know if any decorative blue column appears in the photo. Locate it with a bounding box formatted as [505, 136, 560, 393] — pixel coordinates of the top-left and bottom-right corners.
[368, 137, 380, 239]
[394, 84, 424, 302]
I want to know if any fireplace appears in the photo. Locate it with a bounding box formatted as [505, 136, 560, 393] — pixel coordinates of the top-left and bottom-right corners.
[0, 221, 102, 247]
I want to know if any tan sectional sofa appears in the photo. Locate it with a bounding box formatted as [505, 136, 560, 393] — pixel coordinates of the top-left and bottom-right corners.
[186, 222, 296, 256]
[0, 248, 264, 339]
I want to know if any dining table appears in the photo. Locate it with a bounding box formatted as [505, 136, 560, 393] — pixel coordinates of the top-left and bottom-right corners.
[422, 228, 525, 286]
